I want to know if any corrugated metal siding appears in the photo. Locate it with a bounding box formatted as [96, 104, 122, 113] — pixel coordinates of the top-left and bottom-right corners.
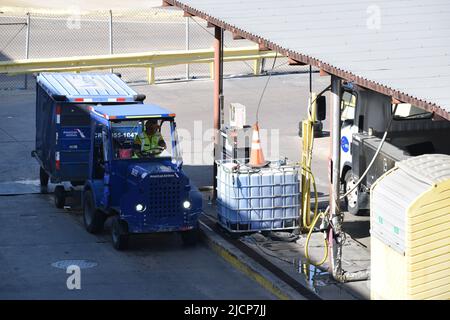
[407, 178, 450, 299]
[371, 167, 428, 253]
[397, 154, 450, 184]
[169, 0, 450, 119]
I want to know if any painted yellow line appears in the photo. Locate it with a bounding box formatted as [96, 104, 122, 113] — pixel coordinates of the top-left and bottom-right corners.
[199, 223, 291, 300]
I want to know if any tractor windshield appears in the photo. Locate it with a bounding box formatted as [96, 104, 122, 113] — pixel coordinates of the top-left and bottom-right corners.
[110, 119, 180, 161]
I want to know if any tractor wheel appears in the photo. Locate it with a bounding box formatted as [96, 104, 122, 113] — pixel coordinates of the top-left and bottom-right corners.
[111, 216, 129, 250]
[54, 185, 65, 208]
[83, 190, 105, 234]
[40, 167, 49, 194]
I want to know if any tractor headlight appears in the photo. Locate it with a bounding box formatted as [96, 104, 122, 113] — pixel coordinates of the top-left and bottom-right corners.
[183, 200, 191, 209]
[135, 204, 146, 212]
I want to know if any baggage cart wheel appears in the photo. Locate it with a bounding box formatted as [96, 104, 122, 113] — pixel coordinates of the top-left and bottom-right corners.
[54, 185, 65, 208]
[181, 228, 199, 246]
[111, 216, 129, 250]
[39, 167, 49, 194]
[83, 190, 106, 234]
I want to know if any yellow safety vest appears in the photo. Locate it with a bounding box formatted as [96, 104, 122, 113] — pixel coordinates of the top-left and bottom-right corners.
[137, 132, 162, 153]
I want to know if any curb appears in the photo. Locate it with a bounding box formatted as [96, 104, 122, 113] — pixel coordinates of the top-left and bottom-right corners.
[198, 217, 308, 300]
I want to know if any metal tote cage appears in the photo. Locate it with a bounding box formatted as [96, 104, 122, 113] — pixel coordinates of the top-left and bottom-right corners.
[216, 160, 301, 232]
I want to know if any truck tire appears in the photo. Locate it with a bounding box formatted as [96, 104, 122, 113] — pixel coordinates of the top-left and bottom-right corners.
[111, 216, 129, 250]
[83, 190, 105, 234]
[54, 185, 65, 208]
[181, 228, 199, 246]
[344, 171, 362, 216]
[40, 167, 49, 194]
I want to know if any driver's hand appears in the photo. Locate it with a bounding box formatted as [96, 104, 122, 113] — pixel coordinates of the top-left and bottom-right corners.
[135, 151, 143, 158]
[142, 149, 159, 156]
[158, 141, 166, 149]
[151, 147, 164, 154]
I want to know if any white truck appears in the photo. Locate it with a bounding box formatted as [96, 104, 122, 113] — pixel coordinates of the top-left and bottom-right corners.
[338, 82, 450, 215]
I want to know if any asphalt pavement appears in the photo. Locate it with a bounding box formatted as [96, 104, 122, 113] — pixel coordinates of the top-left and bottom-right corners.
[0, 72, 325, 300]
[0, 71, 371, 299]
[0, 193, 279, 299]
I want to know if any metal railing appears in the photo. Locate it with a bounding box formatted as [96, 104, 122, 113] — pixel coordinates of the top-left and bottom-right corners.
[0, 46, 278, 84]
[0, 8, 306, 90]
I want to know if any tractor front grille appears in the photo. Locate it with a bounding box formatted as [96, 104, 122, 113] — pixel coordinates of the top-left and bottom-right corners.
[146, 177, 182, 220]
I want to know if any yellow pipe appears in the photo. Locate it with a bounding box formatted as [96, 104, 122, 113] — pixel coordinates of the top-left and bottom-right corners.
[0, 46, 278, 75]
[147, 67, 155, 85]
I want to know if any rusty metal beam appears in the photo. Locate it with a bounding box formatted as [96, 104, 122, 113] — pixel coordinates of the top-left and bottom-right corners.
[183, 11, 193, 17]
[391, 97, 403, 104]
[165, 0, 449, 121]
[161, 0, 172, 7]
[287, 57, 306, 66]
[258, 43, 270, 51]
[232, 32, 245, 40]
[213, 26, 224, 199]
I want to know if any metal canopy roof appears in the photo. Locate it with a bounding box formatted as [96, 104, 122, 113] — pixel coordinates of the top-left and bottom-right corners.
[166, 0, 450, 120]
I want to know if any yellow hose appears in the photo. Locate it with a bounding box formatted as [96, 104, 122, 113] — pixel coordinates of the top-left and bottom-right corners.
[302, 166, 318, 230]
[302, 167, 329, 266]
[305, 210, 329, 266]
[301, 120, 317, 230]
[300, 94, 328, 267]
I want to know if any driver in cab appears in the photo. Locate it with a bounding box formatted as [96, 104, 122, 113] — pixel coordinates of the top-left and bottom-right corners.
[133, 119, 166, 157]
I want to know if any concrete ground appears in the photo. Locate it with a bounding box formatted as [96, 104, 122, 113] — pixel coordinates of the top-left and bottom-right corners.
[201, 199, 371, 300]
[0, 71, 370, 299]
[0, 193, 277, 299]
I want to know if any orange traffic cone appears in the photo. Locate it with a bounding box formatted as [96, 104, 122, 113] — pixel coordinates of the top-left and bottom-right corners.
[249, 122, 269, 168]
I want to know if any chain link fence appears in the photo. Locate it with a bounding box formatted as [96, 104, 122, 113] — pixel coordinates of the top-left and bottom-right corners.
[0, 7, 307, 91]
[0, 15, 29, 90]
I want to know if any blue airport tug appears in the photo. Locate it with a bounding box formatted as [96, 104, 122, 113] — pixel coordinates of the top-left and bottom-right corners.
[33, 72, 145, 208]
[83, 104, 201, 250]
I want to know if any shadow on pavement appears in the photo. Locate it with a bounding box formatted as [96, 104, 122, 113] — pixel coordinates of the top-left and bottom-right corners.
[183, 164, 213, 189]
[342, 219, 370, 240]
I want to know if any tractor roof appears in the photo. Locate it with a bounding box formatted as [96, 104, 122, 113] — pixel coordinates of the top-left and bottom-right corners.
[90, 104, 175, 120]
